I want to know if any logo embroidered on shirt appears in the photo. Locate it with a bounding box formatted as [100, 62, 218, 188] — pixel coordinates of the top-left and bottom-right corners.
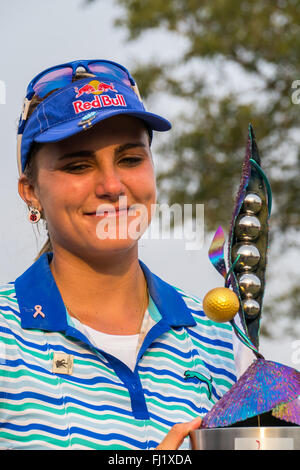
[52, 353, 74, 375]
[184, 370, 213, 400]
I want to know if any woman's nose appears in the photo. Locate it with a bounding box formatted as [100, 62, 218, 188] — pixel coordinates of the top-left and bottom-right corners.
[94, 166, 125, 200]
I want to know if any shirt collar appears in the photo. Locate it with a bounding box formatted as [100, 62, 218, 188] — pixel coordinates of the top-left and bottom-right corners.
[15, 252, 196, 331]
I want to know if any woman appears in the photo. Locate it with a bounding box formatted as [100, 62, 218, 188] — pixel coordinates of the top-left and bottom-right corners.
[0, 60, 241, 450]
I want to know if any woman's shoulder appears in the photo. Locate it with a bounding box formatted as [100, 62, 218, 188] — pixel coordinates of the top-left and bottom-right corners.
[0, 281, 17, 299]
[172, 284, 204, 311]
[170, 282, 234, 337]
[0, 281, 19, 316]
[168, 282, 236, 384]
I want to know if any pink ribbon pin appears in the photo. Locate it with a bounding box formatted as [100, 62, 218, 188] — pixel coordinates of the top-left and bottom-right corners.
[33, 305, 45, 318]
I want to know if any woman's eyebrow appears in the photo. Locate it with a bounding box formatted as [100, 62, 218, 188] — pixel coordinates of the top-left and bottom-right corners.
[59, 143, 147, 161]
[114, 142, 147, 156]
[58, 150, 96, 161]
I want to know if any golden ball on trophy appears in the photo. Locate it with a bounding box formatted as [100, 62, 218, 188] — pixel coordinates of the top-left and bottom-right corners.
[203, 287, 240, 323]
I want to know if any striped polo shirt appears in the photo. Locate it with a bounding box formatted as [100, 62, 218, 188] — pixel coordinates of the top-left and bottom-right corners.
[0, 253, 237, 449]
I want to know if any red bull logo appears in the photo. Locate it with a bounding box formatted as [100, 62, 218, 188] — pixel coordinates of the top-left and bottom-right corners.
[73, 94, 127, 114]
[74, 80, 117, 98]
[73, 80, 126, 114]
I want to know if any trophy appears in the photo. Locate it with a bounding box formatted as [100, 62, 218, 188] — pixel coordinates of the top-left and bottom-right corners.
[190, 125, 300, 450]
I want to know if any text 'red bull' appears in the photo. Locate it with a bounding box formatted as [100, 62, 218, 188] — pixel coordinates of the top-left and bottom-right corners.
[72, 94, 127, 114]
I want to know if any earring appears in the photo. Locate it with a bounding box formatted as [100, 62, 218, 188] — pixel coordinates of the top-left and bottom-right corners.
[28, 207, 41, 224]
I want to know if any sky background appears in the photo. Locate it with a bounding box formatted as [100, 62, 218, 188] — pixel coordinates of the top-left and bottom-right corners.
[0, 0, 298, 368]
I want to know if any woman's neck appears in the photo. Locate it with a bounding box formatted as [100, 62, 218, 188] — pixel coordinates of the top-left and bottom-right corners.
[49, 246, 148, 334]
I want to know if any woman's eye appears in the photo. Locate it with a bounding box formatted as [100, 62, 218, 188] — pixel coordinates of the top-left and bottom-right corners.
[63, 163, 91, 172]
[120, 156, 143, 165]
[61, 156, 144, 172]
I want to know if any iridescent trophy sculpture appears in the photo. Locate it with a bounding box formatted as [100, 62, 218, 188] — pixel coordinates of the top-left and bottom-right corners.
[190, 125, 300, 450]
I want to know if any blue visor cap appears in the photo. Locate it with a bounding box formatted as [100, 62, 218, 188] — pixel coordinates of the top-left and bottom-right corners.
[21, 77, 171, 172]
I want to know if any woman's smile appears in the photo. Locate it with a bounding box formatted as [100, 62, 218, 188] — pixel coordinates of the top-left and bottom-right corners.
[85, 201, 130, 217]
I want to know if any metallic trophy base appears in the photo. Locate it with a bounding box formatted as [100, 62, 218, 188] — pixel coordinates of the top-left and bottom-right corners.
[190, 427, 300, 450]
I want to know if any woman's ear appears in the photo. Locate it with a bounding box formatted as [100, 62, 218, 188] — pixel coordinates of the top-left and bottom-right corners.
[18, 174, 42, 211]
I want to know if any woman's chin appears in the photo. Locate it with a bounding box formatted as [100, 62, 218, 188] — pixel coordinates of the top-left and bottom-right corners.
[71, 236, 140, 260]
